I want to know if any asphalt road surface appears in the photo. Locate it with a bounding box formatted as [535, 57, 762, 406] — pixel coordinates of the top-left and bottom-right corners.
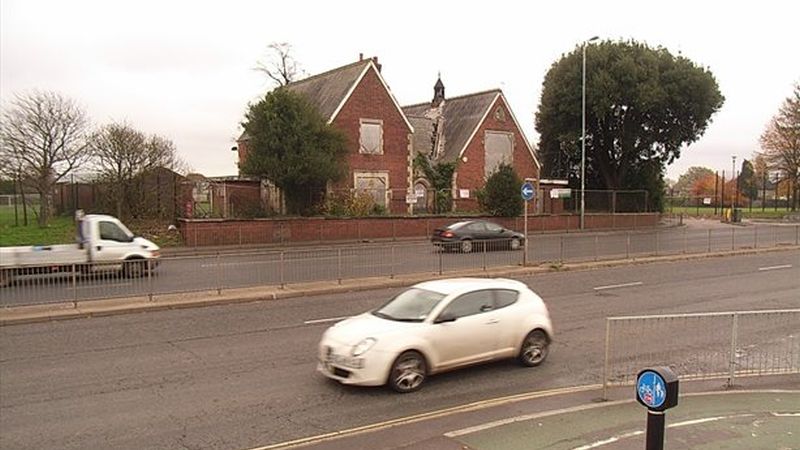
[1, 250, 798, 449]
[2, 220, 798, 306]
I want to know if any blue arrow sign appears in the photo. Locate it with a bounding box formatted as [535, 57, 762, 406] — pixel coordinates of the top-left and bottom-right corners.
[521, 182, 535, 201]
[637, 370, 667, 408]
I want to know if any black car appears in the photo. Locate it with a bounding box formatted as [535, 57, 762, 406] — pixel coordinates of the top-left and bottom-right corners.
[431, 220, 525, 253]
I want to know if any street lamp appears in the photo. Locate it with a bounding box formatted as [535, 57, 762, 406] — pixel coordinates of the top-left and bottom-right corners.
[581, 35, 599, 230]
[731, 155, 736, 211]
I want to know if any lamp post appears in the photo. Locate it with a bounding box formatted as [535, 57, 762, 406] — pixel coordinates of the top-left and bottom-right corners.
[731, 155, 736, 211]
[581, 36, 599, 230]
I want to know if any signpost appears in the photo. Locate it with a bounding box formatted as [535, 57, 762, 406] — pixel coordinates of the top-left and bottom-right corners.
[521, 181, 535, 265]
[636, 367, 679, 450]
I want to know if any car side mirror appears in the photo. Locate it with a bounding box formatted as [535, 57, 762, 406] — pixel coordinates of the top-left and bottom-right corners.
[435, 312, 457, 324]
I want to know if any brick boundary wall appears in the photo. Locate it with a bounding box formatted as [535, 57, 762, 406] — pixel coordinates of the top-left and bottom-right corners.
[178, 214, 661, 247]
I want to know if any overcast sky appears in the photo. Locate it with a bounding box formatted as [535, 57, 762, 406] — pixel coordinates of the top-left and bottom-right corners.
[2, 0, 798, 181]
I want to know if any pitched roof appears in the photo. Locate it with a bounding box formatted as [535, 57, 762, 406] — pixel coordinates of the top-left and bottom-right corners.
[403, 89, 540, 168]
[285, 59, 372, 123]
[406, 115, 436, 157]
[403, 90, 501, 163]
[286, 58, 413, 132]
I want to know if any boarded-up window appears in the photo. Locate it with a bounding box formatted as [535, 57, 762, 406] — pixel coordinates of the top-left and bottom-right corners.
[359, 120, 383, 155]
[354, 172, 388, 206]
[484, 131, 513, 178]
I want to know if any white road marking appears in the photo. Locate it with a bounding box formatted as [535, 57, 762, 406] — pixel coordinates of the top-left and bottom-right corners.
[250, 384, 601, 450]
[593, 281, 643, 291]
[304, 316, 350, 325]
[571, 430, 643, 450]
[571, 414, 755, 450]
[771, 412, 800, 417]
[758, 264, 793, 272]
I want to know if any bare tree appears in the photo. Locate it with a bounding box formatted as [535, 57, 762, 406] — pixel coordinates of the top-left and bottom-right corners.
[90, 122, 186, 218]
[255, 42, 304, 86]
[0, 91, 91, 226]
[760, 83, 800, 210]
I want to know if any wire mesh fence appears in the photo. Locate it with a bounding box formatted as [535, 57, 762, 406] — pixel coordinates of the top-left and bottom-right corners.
[1, 224, 798, 307]
[602, 309, 800, 399]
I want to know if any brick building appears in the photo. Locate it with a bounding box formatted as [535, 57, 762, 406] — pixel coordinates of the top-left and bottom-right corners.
[403, 77, 540, 211]
[238, 56, 414, 214]
[237, 57, 541, 214]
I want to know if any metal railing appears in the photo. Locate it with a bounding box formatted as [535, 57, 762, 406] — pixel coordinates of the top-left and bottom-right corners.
[2, 224, 798, 307]
[602, 309, 800, 399]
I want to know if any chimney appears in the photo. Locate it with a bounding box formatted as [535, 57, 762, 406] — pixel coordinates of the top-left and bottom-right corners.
[372, 56, 381, 72]
[359, 53, 363, 61]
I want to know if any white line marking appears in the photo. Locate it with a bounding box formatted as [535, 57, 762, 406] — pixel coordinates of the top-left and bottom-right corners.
[758, 264, 792, 272]
[250, 384, 601, 450]
[447, 390, 798, 440]
[304, 316, 349, 325]
[571, 414, 755, 450]
[571, 430, 643, 450]
[593, 281, 643, 291]
[771, 412, 800, 417]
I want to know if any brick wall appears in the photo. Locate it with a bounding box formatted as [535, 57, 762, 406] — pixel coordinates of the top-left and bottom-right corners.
[179, 213, 661, 247]
[333, 67, 412, 214]
[454, 95, 539, 211]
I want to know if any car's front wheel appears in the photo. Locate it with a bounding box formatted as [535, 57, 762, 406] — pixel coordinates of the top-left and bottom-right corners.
[388, 351, 427, 393]
[509, 237, 521, 251]
[518, 329, 549, 367]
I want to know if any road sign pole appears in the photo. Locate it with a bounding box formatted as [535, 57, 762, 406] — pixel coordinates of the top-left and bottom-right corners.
[646, 411, 666, 450]
[524, 199, 528, 266]
[521, 181, 535, 267]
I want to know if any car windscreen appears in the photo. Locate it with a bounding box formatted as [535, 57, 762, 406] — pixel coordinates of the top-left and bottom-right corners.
[372, 288, 446, 322]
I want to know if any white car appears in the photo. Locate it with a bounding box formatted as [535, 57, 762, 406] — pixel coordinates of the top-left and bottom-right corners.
[317, 278, 553, 393]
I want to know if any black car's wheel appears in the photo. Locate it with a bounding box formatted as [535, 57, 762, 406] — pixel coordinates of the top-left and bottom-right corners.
[0, 269, 14, 287]
[388, 351, 427, 393]
[123, 259, 147, 278]
[460, 240, 473, 253]
[509, 237, 521, 251]
[519, 329, 549, 367]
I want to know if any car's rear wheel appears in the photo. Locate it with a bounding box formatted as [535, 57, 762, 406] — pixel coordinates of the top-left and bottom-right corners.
[509, 237, 521, 251]
[388, 351, 427, 393]
[460, 240, 473, 253]
[519, 329, 549, 367]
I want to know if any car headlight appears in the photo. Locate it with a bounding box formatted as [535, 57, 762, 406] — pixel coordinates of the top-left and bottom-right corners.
[351, 338, 377, 356]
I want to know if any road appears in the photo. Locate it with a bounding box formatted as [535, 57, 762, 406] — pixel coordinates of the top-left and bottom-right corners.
[2, 220, 798, 306]
[1, 250, 798, 449]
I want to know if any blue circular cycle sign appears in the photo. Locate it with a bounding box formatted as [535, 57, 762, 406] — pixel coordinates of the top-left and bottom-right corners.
[637, 370, 667, 408]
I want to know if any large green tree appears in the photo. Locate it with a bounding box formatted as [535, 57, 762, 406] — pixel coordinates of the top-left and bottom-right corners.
[535, 40, 724, 211]
[240, 88, 348, 215]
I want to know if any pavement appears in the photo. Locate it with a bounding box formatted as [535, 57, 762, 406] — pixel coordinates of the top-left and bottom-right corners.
[264, 376, 799, 450]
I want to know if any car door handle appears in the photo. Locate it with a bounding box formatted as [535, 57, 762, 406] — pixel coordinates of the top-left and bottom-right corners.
[96, 245, 102, 251]
[485, 319, 499, 325]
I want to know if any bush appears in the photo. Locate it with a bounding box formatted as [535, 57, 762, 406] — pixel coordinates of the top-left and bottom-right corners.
[477, 164, 523, 217]
[322, 190, 383, 216]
